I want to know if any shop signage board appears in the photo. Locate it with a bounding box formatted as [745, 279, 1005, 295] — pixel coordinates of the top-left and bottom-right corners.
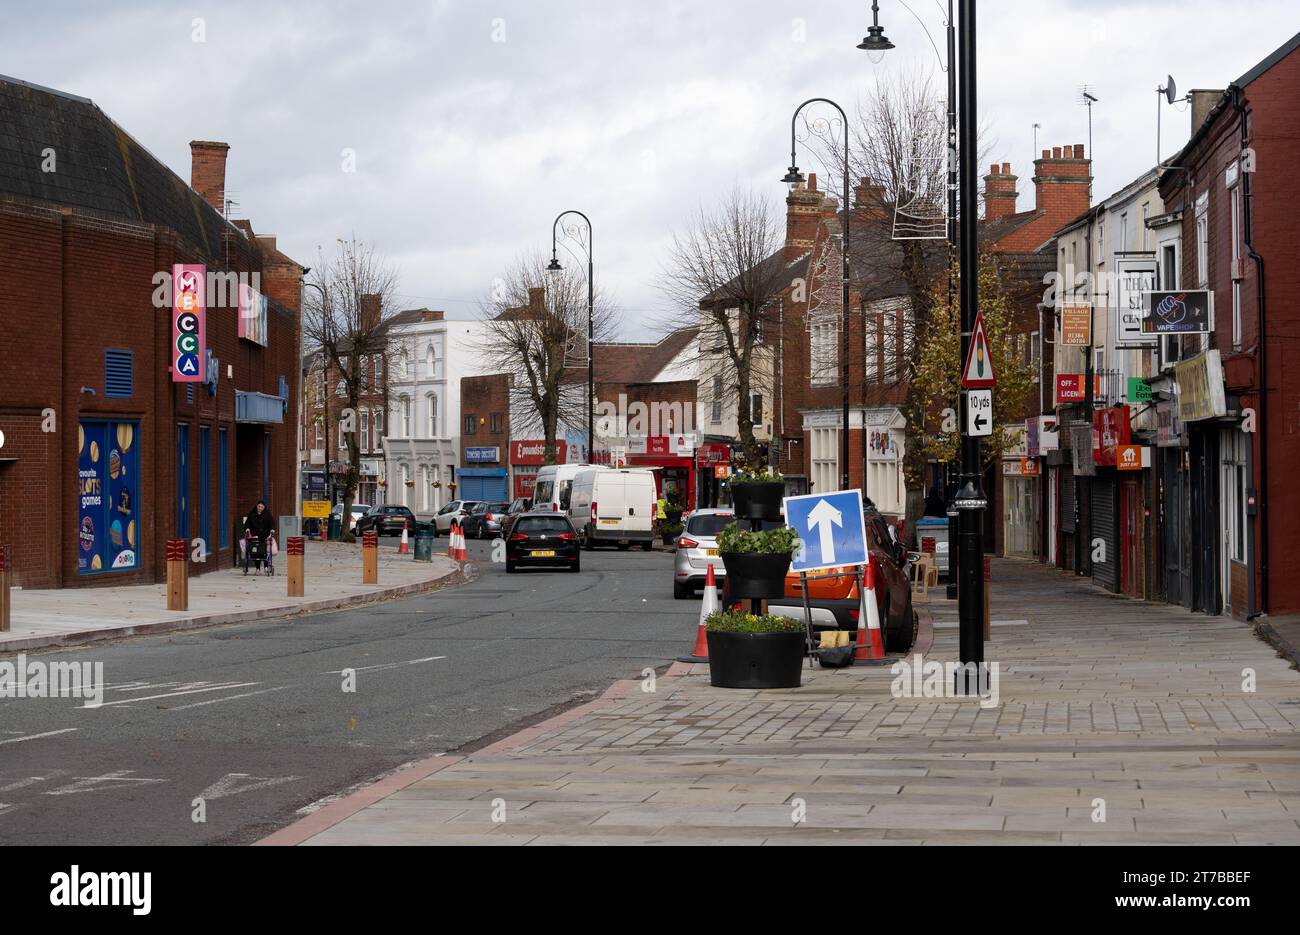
[1143, 289, 1213, 335]
[1175, 350, 1227, 422]
[302, 500, 331, 518]
[171, 264, 206, 383]
[1092, 406, 1132, 467]
[1060, 303, 1092, 346]
[1127, 377, 1153, 402]
[1116, 445, 1145, 471]
[510, 440, 568, 465]
[465, 447, 500, 463]
[1056, 374, 1085, 404]
[1115, 257, 1158, 346]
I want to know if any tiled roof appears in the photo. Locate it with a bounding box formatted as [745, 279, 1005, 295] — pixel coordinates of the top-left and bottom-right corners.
[0, 74, 237, 261]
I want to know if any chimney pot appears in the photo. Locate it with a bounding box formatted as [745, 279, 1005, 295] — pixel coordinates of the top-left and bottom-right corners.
[1001, 162, 1011, 174]
[190, 140, 230, 215]
[1052, 146, 1062, 158]
[1041, 149, 1050, 159]
[989, 163, 999, 174]
[808, 172, 817, 191]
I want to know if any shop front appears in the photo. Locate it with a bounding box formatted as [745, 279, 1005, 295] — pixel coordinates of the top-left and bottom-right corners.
[509, 439, 567, 500]
[460, 445, 507, 502]
[863, 407, 906, 520]
[77, 419, 142, 575]
[627, 434, 698, 511]
[695, 442, 730, 508]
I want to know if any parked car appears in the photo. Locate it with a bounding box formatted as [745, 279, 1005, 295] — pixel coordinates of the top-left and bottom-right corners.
[764, 506, 915, 653]
[674, 509, 783, 599]
[500, 497, 532, 538]
[568, 468, 657, 551]
[505, 512, 581, 573]
[355, 504, 418, 537]
[330, 502, 371, 533]
[433, 499, 483, 535]
[461, 501, 511, 539]
[532, 463, 605, 514]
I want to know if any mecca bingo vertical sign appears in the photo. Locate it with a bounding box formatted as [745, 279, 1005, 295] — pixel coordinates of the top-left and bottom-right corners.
[172, 263, 206, 382]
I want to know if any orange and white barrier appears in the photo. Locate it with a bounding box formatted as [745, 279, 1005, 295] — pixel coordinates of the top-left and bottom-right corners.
[854, 555, 887, 663]
[449, 520, 468, 562]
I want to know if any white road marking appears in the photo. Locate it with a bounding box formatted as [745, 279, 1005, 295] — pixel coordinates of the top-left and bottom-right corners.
[168, 685, 289, 710]
[86, 682, 261, 708]
[322, 655, 446, 675]
[0, 728, 79, 746]
[0, 771, 68, 793]
[197, 772, 301, 800]
[44, 770, 167, 795]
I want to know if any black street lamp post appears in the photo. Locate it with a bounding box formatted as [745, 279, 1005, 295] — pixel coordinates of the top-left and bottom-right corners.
[784, 98, 851, 492]
[547, 211, 595, 463]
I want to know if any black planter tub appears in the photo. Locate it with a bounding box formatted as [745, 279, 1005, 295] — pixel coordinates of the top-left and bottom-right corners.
[731, 481, 784, 521]
[720, 551, 792, 599]
[706, 629, 805, 689]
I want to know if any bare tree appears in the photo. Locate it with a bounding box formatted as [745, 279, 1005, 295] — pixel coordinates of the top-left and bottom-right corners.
[479, 253, 617, 465]
[301, 237, 400, 542]
[659, 187, 787, 467]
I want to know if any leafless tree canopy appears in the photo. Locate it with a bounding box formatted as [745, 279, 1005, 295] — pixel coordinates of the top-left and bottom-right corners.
[479, 252, 617, 465]
[301, 237, 400, 538]
[658, 187, 787, 466]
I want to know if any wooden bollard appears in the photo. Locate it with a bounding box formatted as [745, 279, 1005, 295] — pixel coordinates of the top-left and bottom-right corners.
[166, 538, 188, 611]
[287, 536, 305, 597]
[0, 545, 11, 632]
[982, 554, 991, 642]
[362, 529, 378, 585]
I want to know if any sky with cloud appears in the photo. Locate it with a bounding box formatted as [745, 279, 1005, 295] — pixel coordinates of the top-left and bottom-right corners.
[3, 1, 1296, 339]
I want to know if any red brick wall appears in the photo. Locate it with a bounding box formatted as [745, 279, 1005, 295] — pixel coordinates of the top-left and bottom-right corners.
[459, 374, 509, 466]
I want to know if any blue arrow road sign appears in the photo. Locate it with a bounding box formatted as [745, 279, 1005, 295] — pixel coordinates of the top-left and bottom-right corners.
[783, 489, 869, 573]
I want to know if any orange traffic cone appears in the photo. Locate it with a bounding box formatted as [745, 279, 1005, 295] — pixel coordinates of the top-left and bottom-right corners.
[677, 563, 718, 663]
[399, 519, 411, 554]
[452, 520, 467, 562]
[854, 555, 889, 665]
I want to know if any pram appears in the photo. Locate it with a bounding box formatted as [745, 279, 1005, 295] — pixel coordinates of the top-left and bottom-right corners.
[241, 529, 276, 576]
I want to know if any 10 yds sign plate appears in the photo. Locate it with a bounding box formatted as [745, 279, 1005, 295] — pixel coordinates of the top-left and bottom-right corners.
[966, 389, 993, 437]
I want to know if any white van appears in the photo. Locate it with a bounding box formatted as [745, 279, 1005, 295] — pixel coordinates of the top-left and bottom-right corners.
[569, 468, 657, 551]
[532, 463, 604, 515]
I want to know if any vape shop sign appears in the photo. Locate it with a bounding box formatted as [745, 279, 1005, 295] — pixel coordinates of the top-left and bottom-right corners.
[172, 264, 207, 382]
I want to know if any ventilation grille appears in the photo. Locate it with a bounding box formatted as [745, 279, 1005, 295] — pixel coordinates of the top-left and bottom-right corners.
[104, 349, 133, 398]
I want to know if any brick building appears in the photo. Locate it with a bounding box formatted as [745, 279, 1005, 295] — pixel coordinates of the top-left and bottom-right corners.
[0, 76, 302, 588]
[458, 373, 510, 501]
[1153, 30, 1300, 617]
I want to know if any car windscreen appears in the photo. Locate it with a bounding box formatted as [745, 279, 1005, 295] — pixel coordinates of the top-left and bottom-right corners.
[686, 515, 783, 537]
[488, 503, 509, 513]
[515, 517, 572, 534]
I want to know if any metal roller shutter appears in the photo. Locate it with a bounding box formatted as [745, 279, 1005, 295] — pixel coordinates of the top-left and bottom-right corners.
[1092, 474, 1119, 592]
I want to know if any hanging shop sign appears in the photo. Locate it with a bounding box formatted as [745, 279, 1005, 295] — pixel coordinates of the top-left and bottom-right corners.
[1175, 350, 1227, 422]
[1156, 398, 1185, 448]
[1116, 445, 1146, 471]
[1060, 303, 1092, 347]
[1092, 406, 1132, 467]
[1115, 257, 1158, 346]
[1056, 374, 1086, 404]
[171, 264, 206, 383]
[1027, 415, 1059, 456]
[1127, 377, 1153, 402]
[1143, 289, 1213, 335]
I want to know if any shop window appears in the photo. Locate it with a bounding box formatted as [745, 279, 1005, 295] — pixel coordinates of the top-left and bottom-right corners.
[78, 420, 141, 574]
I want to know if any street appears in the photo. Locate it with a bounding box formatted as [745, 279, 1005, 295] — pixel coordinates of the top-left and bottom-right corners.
[0, 542, 685, 845]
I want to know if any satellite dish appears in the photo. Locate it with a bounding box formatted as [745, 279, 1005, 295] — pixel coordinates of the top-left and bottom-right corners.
[1164, 76, 1177, 104]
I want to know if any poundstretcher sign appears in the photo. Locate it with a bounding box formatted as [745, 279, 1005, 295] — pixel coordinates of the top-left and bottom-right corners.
[172, 264, 206, 383]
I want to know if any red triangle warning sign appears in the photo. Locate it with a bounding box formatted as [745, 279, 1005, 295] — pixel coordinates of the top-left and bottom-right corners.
[961, 311, 996, 389]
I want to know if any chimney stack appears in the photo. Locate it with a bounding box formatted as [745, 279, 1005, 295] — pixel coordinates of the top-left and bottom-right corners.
[1189, 89, 1225, 135]
[983, 162, 1019, 220]
[189, 141, 230, 215]
[1031, 142, 1091, 221]
[784, 173, 823, 260]
[361, 294, 382, 331]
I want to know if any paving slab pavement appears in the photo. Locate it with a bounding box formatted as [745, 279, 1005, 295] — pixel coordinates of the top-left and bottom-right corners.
[264, 557, 1300, 846]
[0, 540, 460, 652]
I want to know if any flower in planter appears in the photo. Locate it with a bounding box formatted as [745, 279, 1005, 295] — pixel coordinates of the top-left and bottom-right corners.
[730, 469, 785, 486]
[717, 523, 800, 555]
[705, 610, 802, 633]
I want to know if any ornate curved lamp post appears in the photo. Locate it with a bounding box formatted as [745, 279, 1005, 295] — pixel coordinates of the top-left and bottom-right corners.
[547, 210, 594, 462]
[784, 98, 851, 492]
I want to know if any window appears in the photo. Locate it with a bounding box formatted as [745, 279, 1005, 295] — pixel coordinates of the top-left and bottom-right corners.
[360, 411, 370, 452]
[1029, 331, 1041, 382]
[883, 308, 897, 383]
[1119, 213, 1128, 253]
[1141, 203, 1150, 250]
[1229, 166, 1242, 350]
[401, 396, 411, 437]
[426, 344, 435, 377]
[373, 354, 383, 385]
[361, 356, 369, 388]
[750, 393, 763, 426]
[753, 313, 764, 344]
[339, 418, 348, 450]
[427, 394, 438, 437]
[372, 410, 384, 448]
[1222, 429, 1248, 566]
[464, 415, 477, 435]
[711, 328, 724, 353]
[490, 413, 504, 434]
[1097, 221, 1104, 261]
[810, 317, 837, 386]
[864, 312, 879, 384]
[811, 426, 838, 493]
[1195, 191, 1209, 287]
[711, 377, 723, 424]
[1160, 242, 1182, 366]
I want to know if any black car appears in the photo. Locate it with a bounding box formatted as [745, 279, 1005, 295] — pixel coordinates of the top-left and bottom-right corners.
[505, 513, 581, 573]
[355, 504, 417, 537]
[500, 497, 532, 538]
[461, 501, 511, 539]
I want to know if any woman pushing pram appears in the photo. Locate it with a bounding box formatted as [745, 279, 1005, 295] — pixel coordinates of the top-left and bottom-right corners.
[241, 500, 277, 576]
